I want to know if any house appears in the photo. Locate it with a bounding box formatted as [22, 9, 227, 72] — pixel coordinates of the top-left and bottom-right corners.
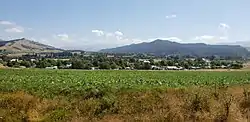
[66, 64, 72, 68]
[139, 59, 149, 62]
[30, 59, 36, 62]
[166, 66, 178, 70]
[91, 67, 99, 70]
[178, 67, 184, 70]
[19, 66, 26, 69]
[153, 59, 163, 63]
[10, 59, 19, 62]
[185, 58, 196, 61]
[151, 65, 162, 70]
[165, 66, 183, 70]
[190, 66, 201, 70]
[143, 60, 150, 63]
[202, 58, 211, 63]
[125, 67, 131, 70]
[221, 65, 228, 69]
[83, 54, 91, 57]
[53, 59, 70, 61]
[107, 55, 115, 58]
[36, 53, 53, 57]
[45, 66, 58, 69]
[71, 51, 82, 55]
[122, 55, 134, 58]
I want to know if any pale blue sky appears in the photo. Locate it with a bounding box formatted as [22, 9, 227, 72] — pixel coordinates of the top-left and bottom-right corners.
[0, 0, 250, 51]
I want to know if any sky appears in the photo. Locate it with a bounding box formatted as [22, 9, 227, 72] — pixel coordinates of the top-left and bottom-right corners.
[0, 0, 250, 51]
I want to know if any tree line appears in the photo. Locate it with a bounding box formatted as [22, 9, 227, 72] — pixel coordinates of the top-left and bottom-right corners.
[0, 55, 244, 70]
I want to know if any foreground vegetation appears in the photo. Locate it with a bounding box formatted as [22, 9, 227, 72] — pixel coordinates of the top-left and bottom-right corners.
[1, 69, 250, 97]
[1, 69, 250, 121]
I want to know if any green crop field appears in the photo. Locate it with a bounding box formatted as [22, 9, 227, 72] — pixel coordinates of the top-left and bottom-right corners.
[2, 69, 250, 121]
[1, 69, 250, 98]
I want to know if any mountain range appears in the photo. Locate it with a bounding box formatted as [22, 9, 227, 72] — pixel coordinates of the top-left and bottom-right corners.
[100, 39, 249, 57]
[1, 38, 249, 57]
[218, 41, 250, 51]
[0, 38, 63, 54]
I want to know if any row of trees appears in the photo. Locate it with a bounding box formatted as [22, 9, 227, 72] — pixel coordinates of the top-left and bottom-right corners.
[4, 59, 70, 68]
[2, 56, 244, 70]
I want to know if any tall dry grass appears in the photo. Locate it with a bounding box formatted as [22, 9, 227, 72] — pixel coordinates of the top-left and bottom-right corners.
[1, 86, 250, 122]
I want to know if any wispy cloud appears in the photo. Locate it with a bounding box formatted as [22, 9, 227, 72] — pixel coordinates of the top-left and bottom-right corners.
[191, 23, 231, 44]
[106, 33, 114, 37]
[53, 34, 70, 41]
[92, 30, 104, 36]
[218, 23, 230, 40]
[165, 14, 177, 19]
[57, 34, 69, 41]
[107, 31, 124, 40]
[0, 20, 28, 33]
[114, 31, 123, 36]
[193, 35, 215, 40]
[219, 36, 228, 40]
[219, 23, 230, 29]
[5, 27, 24, 33]
[92, 30, 124, 41]
[0, 20, 14, 25]
[192, 35, 228, 44]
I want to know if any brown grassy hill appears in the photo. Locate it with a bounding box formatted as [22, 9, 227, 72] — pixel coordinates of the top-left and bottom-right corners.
[0, 38, 63, 54]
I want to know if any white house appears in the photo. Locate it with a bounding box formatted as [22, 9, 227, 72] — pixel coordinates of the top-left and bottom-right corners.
[125, 67, 131, 70]
[107, 55, 115, 58]
[71, 51, 82, 55]
[139, 59, 149, 62]
[190, 66, 201, 70]
[202, 58, 211, 63]
[10, 59, 18, 62]
[165, 66, 183, 70]
[45, 66, 58, 69]
[30, 59, 36, 62]
[66, 64, 72, 68]
[151, 65, 162, 70]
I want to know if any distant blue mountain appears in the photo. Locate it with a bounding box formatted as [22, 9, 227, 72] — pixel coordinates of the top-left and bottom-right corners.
[218, 41, 250, 51]
[100, 39, 249, 57]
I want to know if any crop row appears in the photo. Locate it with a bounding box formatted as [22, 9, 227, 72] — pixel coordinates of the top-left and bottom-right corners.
[1, 69, 250, 98]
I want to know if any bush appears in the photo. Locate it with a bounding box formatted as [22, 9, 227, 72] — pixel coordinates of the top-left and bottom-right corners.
[20, 61, 32, 68]
[230, 63, 243, 69]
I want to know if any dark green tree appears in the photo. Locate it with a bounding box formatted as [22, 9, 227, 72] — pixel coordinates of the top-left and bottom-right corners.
[71, 60, 85, 69]
[20, 60, 31, 68]
[110, 62, 118, 69]
[36, 60, 51, 68]
[143, 62, 151, 69]
[160, 60, 166, 66]
[99, 62, 111, 69]
[230, 63, 243, 69]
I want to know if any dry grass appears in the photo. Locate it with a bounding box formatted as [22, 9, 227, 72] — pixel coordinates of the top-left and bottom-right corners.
[1, 86, 250, 122]
[0, 64, 7, 69]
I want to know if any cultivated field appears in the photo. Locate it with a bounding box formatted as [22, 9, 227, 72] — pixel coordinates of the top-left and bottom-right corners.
[1, 69, 250, 121]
